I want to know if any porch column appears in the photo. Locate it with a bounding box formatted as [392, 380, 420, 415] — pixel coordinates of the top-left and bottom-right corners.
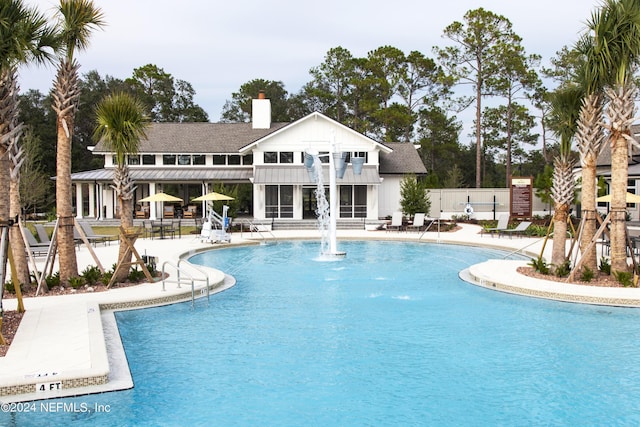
[88, 184, 96, 218]
[149, 182, 158, 220]
[75, 184, 83, 218]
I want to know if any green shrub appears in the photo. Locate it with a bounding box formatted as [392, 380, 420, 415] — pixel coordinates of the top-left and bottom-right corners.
[81, 265, 102, 286]
[101, 271, 113, 286]
[128, 267, 146, 282]
[4, 281, 15, 294]
[553, 260, 571, 278]
[580, 266, 595, 282]
[68, 276, 85, 289]
[599, 257, 611, 275]
[613, 270, 635, 287]
[45, 272, 61, 288]
[528, 256, 549, 274]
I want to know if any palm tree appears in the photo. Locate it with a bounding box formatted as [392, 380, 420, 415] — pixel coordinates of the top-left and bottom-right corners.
[0, 1, 57, 313]
[587, 0, 640, 273]
[94, 92, 149, 282]
[51, 0, 105, 284]
[548, 86, 582, 271]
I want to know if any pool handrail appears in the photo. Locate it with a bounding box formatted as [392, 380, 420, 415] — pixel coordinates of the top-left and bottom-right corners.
[161, 260, 209, 307]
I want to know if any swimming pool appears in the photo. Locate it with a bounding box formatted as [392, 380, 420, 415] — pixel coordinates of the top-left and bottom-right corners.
[3, 241, 640, 426]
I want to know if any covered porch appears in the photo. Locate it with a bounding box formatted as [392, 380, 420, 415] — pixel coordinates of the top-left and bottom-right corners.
[70, 168, 251, 220]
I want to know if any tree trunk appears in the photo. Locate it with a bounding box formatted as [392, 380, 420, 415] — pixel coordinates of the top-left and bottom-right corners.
[113, 196, 134, 283]
[551, 203, 569, 271]
[9, 179, 29, 287]
[475, 82, 482, 188]
[610, 133, 629, 273]
[579, 158, 598, 272]
[55, 113, 78, 284]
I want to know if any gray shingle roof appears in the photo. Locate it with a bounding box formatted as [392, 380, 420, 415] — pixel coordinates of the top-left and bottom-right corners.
[379, 143, 427, 175]
[93, 122, 290, 154]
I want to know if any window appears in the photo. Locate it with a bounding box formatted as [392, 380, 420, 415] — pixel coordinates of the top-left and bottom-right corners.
[142, 155, 156, 165]
[212, 155, 225, 165]
[279, 152, 294, 164]
[265, 185, 293, 218]
[264, 152, 278, 164]
[339, 185, 367, 218]
[178, 155, 192, 165]
[243, 154, 253, 165]
[127, 155, 140, 165]
[192, 155, 205, 165]
[162, 154, 176, 165]
[228, 155, 241, 165]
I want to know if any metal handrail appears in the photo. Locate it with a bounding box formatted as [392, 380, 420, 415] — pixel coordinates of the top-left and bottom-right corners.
[177, 259, 210, 303]
[161, 260, 205, 308]
[240, 219, 276, 241]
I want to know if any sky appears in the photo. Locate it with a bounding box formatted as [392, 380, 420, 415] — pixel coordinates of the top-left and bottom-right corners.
[19, 0, 602, 133]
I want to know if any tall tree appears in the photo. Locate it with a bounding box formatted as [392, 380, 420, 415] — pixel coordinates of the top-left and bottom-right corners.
[93, 92, 149, 282]
[126, 63, 208, 122]
[573, 38, 606, 273]
[548, 86, 582, 271]
[0, 0, 57, 304]
[51, 0, 105, 284]
[221, 79, 290, 122]
[486, 42, 540, 186]
[305, 46, 356, 122]
[417, 106, 462, 185]
[481, 103, 538, 186]
[587, 0, 640, 273]
[435, 8, 520, 188]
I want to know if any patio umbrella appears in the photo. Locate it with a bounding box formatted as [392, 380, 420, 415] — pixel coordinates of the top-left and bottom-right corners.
[192, 192, 234, 202]
[596, 192, 640, 203]
[139, 192, 183, 203]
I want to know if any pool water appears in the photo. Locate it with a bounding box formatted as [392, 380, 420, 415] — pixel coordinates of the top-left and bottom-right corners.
[3, 241, 640, 426]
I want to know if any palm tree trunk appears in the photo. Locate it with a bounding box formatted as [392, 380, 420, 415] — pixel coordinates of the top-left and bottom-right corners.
[580, 158, 598, 272]
[53, 59, 80, 284]
[9, 179, 28, 287]
[551, 203, 569, 271]
[606, 83, 636, 273]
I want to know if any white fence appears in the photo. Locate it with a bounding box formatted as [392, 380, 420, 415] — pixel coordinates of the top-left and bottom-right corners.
[427, 188, 550, 220]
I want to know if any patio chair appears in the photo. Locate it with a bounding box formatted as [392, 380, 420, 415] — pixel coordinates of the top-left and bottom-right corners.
[34, 224, 51, 244]
[407, 213, 426, 232]
[481, 214, 509, 237]
[23, 228, 50, 256]
[78, 221, 116, 246]
[387, 211, 404, 232]
[135, 206, 149, 219]
[143, 220, 161, 239]
[500, 221, 532, 239]
[163, 205, 175, 219]
[183, 205, 197, 219]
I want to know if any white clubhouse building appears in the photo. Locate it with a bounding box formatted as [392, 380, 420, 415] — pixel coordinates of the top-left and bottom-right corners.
[71, 95, 427, 222]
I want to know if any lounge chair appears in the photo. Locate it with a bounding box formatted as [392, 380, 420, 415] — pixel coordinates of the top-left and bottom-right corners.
[23, 228, 50, 256]
[500, 221, 532, 239]
[407, 213, 425, 232]
[481, 214, 509, 237]
[386, 211, 404, 232]
[34, 224, 51, 244]
[78, 221, 116, 246]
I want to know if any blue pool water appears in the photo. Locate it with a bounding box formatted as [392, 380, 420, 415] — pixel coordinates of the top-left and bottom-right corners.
[3, 241, 640, 426]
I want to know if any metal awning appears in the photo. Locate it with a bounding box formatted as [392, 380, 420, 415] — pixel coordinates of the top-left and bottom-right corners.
[70, 167, 253, 182]
[253, 165, 382, 185]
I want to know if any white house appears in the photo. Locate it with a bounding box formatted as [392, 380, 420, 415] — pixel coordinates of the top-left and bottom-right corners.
[71, 95, 427, 222]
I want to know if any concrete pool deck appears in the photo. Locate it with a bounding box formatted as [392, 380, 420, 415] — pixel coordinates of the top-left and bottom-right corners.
[0, 223, 638, 402]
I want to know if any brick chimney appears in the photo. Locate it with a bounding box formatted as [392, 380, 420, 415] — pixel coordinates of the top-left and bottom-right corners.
[252, 90, 271, 129]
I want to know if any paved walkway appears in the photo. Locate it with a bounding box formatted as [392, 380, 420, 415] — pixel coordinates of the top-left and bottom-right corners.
[1, 223, 638, 402]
